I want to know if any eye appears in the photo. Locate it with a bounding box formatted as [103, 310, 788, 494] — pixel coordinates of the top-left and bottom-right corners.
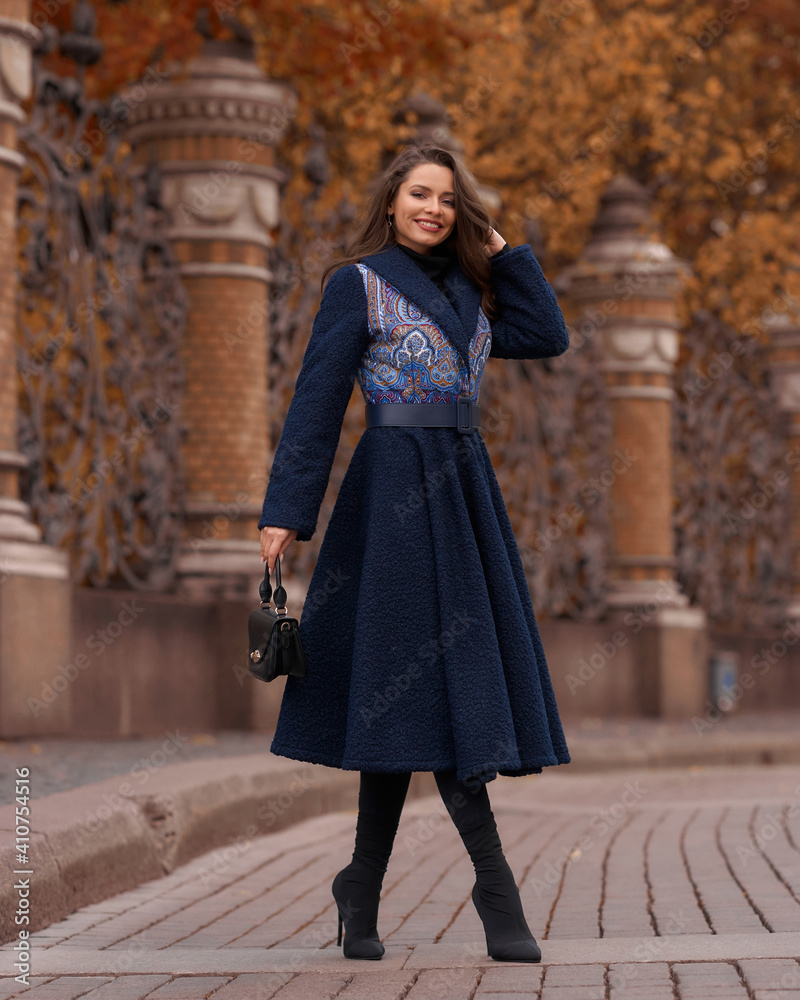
[411, 190, 454, 207]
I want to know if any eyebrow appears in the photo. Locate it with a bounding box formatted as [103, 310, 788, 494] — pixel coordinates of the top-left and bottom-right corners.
[410, 184, 455, 196]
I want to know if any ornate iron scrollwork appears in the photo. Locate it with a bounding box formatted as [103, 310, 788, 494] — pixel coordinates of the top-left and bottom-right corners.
[481, 337, 612, 620]
[16, 4, 189, 590]
[672, 309, 791, 625]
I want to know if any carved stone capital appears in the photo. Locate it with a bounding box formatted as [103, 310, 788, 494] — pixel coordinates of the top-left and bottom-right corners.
[559, 174, 691, 305]
[597, 318, 681, 379]
[564, 244, 691, 311]
[121, 54, 297, 147]
[122, 50, 295, 250]
[153, 163, 283, 250]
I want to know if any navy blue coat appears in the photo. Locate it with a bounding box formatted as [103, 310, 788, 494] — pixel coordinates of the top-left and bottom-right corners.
[258, 242, 572, 786]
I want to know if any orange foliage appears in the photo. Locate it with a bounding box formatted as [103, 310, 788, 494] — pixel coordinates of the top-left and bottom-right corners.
[31, 0, 800, 339]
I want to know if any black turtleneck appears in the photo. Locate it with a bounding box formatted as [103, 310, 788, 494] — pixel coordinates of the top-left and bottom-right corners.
[397, 243, 453, 293]
[396, 241, 511, 298]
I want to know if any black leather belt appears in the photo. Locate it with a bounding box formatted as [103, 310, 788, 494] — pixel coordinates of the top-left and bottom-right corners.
[365, 396, 481, 434]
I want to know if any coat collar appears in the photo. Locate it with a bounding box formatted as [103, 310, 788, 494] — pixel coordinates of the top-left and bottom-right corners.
[358, 243, 482, 367]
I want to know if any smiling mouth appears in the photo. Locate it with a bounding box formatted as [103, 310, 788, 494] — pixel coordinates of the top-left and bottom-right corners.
[415, 219, 442, 231]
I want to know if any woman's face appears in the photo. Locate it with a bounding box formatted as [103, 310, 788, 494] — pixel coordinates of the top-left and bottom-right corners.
[387, 163, 456, 255]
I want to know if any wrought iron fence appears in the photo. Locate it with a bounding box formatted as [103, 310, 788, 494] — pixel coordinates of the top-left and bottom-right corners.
[16, 5, 188, 590]
[480, 340, 613, 620]
[672, 308, 792, 626]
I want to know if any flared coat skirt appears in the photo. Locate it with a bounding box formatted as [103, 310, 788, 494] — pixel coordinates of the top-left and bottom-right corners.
[269, 422, 571, 787]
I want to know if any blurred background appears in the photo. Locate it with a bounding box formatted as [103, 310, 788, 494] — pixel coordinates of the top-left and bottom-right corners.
[2, 0, 800, 743]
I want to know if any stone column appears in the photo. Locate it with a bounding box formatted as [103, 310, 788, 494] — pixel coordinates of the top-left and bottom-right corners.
[121, 35, 296, 598]
[765, 305, 800, 619]
[0, 2, 72, 737]
[563, 175, 707, 716]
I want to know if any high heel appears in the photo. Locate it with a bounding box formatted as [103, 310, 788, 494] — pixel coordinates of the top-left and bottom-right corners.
[331, 864, 385, 959]
[471, 879, 542, 963]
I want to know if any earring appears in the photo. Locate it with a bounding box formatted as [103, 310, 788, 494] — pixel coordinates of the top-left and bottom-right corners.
[387, 214, 393, 228]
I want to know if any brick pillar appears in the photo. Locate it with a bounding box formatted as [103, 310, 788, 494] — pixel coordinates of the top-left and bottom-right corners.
[0, 1, 72, 737]
[562, 175, 707, 716]
[766, 306, 800, 618]
[122, 36, 296, 598]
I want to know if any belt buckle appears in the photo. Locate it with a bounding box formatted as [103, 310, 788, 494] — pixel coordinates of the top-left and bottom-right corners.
[457, 394, 472, 433]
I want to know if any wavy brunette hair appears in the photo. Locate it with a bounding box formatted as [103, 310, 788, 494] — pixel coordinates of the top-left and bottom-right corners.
[320, 142, 498, 320]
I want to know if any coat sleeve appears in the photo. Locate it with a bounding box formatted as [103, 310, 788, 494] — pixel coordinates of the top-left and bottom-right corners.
[488, 243, 570, 360]
[257, 264, 370, 541]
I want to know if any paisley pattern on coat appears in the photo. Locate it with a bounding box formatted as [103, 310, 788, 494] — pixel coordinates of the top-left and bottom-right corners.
[355, 263, 492, 403]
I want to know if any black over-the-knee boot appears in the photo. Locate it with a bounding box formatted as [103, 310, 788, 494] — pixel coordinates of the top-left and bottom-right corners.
[433, 768, 541, 963]
[332, 770, 411, 959]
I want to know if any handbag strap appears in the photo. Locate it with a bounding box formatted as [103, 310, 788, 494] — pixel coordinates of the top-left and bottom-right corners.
[259, 554, 288, 613]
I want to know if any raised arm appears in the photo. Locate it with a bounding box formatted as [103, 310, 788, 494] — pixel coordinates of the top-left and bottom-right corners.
[488, 244, 569, 360]
[257, 264, 370, 541]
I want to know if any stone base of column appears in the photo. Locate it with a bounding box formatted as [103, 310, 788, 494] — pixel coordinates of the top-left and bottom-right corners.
[0, 504, 72, 739]
[605, 576, 688, 610]
[606, 601, 709, 718]
[175, 539, 307, 609]
[780, 597, 800, 623]
[176, 539, 266, 600]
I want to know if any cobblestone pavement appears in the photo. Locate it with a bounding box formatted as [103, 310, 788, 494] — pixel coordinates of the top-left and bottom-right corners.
[3, 711, 800, 804]
[3, 764, 800, 998]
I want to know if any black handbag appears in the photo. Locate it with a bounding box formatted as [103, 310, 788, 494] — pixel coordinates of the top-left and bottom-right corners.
[247, 554, 308, 683]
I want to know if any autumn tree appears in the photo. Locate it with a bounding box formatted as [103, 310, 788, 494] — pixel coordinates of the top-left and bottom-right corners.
[26, 0, 800, 609]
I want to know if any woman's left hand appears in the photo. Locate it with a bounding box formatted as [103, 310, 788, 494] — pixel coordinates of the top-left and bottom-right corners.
[484, 227, 506, 257]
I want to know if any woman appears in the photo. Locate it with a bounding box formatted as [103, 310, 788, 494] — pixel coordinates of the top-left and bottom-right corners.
[258, 142, 571, 963]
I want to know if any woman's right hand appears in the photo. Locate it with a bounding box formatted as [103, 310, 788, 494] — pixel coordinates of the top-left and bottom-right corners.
[484, 227, 506, 256]
[260, 526, 298, 573]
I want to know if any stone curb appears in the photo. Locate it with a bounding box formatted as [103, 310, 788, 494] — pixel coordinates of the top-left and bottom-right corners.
[2, 727, 799, 946]
[10, 933, 800, 976]
[565, 728, 800, 771]
[0, 752, 438, 945]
